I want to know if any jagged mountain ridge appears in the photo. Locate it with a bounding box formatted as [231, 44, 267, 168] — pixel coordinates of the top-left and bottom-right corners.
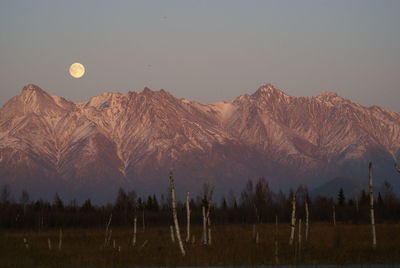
[1, 84, 400, 202]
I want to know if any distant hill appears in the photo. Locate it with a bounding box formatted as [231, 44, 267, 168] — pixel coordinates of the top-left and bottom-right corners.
[310, 177, 367, 199]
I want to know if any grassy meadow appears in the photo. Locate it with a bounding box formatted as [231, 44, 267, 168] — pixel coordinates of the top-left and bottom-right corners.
[2, 223, 400, 267]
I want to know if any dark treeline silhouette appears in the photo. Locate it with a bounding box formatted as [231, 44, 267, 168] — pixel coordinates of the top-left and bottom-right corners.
[1, 177, 400, 229]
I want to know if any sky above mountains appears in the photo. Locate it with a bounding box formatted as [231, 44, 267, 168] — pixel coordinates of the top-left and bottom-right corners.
[1, 0, 400, 110]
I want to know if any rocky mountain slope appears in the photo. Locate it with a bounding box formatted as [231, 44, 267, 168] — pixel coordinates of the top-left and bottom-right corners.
[1, 84, 400, 202]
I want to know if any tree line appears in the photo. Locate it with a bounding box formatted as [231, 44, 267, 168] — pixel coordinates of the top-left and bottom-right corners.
[1, 177, 400, 229]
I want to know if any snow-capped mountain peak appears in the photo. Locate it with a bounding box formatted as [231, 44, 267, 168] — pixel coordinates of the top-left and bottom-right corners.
[1, 83, 400, 202]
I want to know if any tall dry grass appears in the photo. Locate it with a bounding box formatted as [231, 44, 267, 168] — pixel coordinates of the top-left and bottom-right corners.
[1, 223, 400, 267]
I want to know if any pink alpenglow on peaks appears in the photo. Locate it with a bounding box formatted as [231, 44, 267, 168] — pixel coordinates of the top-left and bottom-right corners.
[1, 83, 400, 203]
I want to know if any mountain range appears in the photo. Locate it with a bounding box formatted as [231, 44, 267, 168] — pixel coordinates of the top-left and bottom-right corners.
[1, 84, 400, 203]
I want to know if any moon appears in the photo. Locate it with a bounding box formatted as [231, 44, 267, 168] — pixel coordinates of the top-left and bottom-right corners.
[69, 62, 85, 78]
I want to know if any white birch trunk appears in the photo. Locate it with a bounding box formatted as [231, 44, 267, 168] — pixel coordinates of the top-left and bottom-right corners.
[107, 229, 112, 247]
[289, 192, 296, 246]
[202, 205, 207, 245]
[58, 228, 62, 251]
[298, 218, 302, 260]
[140, 240, 148, 250]
[48, 238, 52, 250]
[169, 172, 186, 256]
[104, 213, 112, 247]
[305, 200, 309, 243]
[23, 238, 29, 249]
[132, 216, 137, 247]
[332, 205, 336, 226]
[355, 198, 359, 212]
[275, 215, 279, 265]
[142, 208, 145, 232]
[206, 202, 212, 245]
[170, 225, 175, 243]
[207, 215, 212, 245]
[369, 162, 377, 249]
[186, 191, 190, 243]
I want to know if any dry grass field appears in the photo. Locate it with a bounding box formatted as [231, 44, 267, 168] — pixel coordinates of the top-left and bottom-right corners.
[1, 223, 400, 267]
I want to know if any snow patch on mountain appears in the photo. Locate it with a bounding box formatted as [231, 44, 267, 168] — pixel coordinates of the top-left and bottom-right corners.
[210, 102, 236, 120]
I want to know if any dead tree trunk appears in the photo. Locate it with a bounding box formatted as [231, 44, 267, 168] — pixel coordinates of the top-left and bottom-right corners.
[355, 198, 359, 213]
[298, 218, 302, 261]
[332, 205, 336, 226]
[202, 205, 207, 245]
[289, 192, 296, 246]
[170, 225, 175, 243]
[305, 199, 309, 243]
[201, 185, 213, 246]
[23, 238, 29, 249]
[142, 208, 145, 232]
[395, 163, 400, 174]
[104, 213, 112, 247]
[58, 228, 62, 251]
[169, 171, 186, 256]
[253, 206, 259, 242]
[369, 162, 377, 249]
[185, 191, 191, 243]
[275, 215, 279, 265]
[107, 229, 112, 247]
[207, 213, 212, 245]
[206, 188, 213, 245]
[132, 216, 137, 247]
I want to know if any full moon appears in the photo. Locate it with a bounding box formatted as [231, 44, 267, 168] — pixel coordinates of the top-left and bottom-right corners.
[69, 62, 85, 78]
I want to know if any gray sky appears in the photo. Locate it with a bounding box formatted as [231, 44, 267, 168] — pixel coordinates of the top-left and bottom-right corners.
[1, 0, 400, 110]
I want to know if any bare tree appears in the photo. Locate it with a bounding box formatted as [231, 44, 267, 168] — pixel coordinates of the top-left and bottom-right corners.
[185, 192, 191, 243]
[202, 205, 207, 245]
[207, 213, 212, 245]
[289, 191, 296, 246]
[170, 225, 175, 243]
[240, 180, 254, 209]
[23, 238, 29, 249]
[254, 177, 272, 222]
[142, 207, 145, 232]
[369, 162, 377, 249]
[132, 216, 137, 247]
[395, 163, 400, 174]
[104, 213, 112, 247]
[58, 229, 62, 251]
[169, 171, 185, 256]
[298, 218, 302, 261]
[19, 190, 29, 205]
[275, 215, 279, 265]
[20, 190, 30, 215]
[202, 182, 214, 246]
[332, 205, 336, 226]
[0, 184, 11, 204]
[305, 199, 309, 243]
